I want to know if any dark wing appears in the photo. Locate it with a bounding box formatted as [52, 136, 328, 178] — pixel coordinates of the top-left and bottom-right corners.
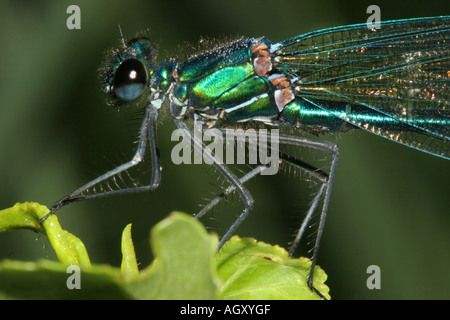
[273, 16, 450, 159]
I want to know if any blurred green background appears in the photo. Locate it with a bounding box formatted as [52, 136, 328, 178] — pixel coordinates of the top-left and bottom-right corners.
[0, 0, 449, 299]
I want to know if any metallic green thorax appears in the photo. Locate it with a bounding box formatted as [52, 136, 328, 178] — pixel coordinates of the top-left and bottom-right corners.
[154, 38, 353, 133]
[167, 39, 280, 124]
[145, 38, 348, 133]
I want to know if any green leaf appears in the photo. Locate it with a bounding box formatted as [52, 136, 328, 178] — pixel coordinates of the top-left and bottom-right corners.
[216, 237, 330, 300]
[63, 231, 91, 267]
[0, 202, 90, 267]
[0, 260, 126, 300]
[0, 202, 45, 233]
[124, 212, 221, 299]
[0, 210, 221, 299]
[120, 223, 139, 278]
[0, 204, 329, 299]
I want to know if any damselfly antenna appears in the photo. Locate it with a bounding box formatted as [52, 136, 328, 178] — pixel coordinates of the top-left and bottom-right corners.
[118, 24, 126, 48]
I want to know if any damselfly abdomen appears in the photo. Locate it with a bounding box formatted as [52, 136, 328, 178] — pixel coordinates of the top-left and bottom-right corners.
[44, 16, 449, 298]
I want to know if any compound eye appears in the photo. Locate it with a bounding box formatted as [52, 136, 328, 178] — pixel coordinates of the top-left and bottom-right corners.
[113, 59, 148, 101]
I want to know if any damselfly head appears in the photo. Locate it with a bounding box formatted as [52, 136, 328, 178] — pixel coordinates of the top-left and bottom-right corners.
[100, 36, 157, 108]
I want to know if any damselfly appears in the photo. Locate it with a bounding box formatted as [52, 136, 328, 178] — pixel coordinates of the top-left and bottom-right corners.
[42, 16, 449, 298]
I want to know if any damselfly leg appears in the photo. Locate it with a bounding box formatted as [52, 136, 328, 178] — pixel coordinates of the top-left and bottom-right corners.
[40, 103, 161, 222]
[173, 118, 255, 250]
[194, 132, 338, 299]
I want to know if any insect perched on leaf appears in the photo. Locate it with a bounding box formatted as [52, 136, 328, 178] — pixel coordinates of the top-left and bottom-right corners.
[42, 16, 449, 298]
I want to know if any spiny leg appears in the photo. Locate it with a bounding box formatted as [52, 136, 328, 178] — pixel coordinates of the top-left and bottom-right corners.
[40, 104, 162, 222]
[192, 133, 337, 299]
[279, 150, 328, 256]
[195, 164, 268, 220]
[196, 152, 328, 225]
[278, 134, 339, 300]
[173, 119, 254, 250]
